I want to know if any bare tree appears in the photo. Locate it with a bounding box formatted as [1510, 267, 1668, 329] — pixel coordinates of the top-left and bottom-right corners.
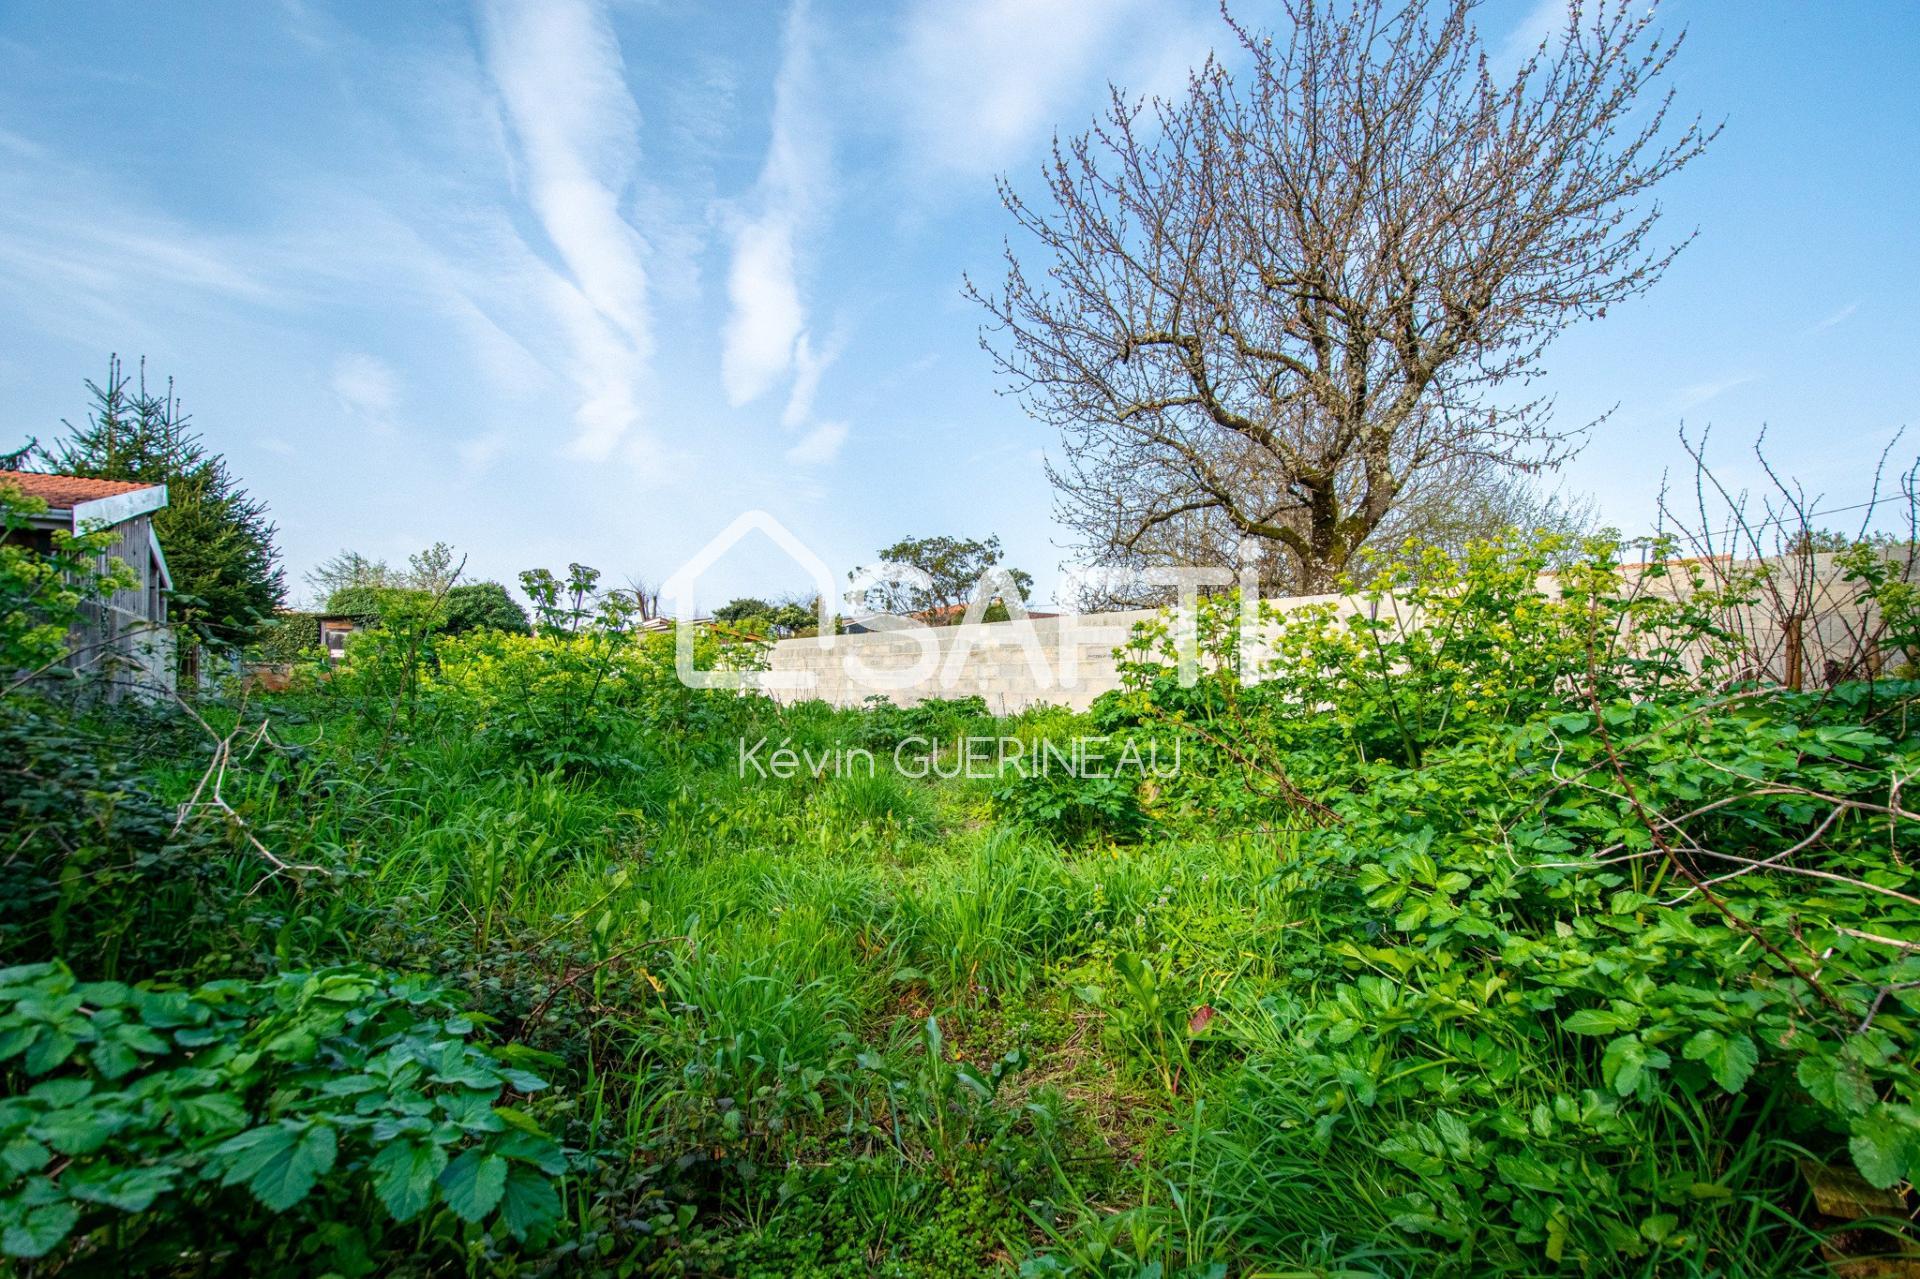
[973, 0, 1714, 592]
[622, 575, 664, 622]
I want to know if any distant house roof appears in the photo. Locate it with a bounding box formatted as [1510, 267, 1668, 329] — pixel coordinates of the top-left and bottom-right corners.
[0, 470, 168, 532]
[0, 470, 162, 509]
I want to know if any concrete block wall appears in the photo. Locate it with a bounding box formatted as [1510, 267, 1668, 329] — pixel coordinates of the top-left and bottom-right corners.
[763, 550, 1912, 713]
[765, 594, 1355, 712]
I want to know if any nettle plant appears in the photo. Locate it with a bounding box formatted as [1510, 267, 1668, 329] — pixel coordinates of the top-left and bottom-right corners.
[1112, 532, 1920, 1266]
[0, 962, 567, 1266]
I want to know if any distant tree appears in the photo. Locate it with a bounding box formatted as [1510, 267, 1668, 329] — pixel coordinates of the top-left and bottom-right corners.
[408, 542, 460, 595]
[622, 575, 664, 622]
[712, 596, 819, 637]
[1360, 464, 1600, 579]
[973, 0, 1713, 591]
[858, 534, 1034, 622]
[307, 550, 401, 610]
[50, 357, 286, 650]
[443, 582, 531, 635]
[1785, 528, 1899, 556]
[310, 542, 471, 615]
[323, 586, 391, 617]
[714, 597, 775, 624]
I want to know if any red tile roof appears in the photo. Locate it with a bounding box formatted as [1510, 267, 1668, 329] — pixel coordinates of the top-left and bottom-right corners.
[0, 470, 162, 510]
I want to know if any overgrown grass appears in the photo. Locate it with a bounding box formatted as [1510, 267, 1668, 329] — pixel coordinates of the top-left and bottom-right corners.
[5, 535, 1919, 1275]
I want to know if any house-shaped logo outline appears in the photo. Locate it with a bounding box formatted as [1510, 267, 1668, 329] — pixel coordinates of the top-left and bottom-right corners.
[662, 510, 836, 691]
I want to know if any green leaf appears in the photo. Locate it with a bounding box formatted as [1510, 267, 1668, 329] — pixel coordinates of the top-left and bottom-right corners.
[438, 1150, 507, 1222]
[216, 1122, 338, 1212]
[498, 1163, 562, 1240]
[0, 1024, 38, 1062]
[494, 1128, 567, 1176]
[1, 1137, 49, 1175]
[1798, 1054, 1877, 1116]
[66, 1164, 175, 1212]
[26, 1079, 90, 1107]
[129, 990, 199, 1029]
[369, 1139, 447, 1223]
[113, 1024, 168, 1056]
[1683, 1030, 1758, 1093]
[0, 963, 57, 988]
[32, 1107, 120, 1156]
[173, 1092, 247, 1136]
[2, 1201, 77, 1259]
[1562, 1009, 1636, 1036]
[1600, 1035, 1668, 1097]
[89, 1040, 139, 1080]
[74, 981, 129, 1008]
[22, 1030, 75, 1076]
[1849, 1109, 1919, 1189]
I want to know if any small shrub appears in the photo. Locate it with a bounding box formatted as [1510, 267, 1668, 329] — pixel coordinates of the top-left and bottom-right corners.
[0, 962, 567, 1267]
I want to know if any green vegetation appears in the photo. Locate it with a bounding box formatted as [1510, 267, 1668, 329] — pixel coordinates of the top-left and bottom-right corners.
[4, 503, 1918, 1274]
[860, 533, 1034, 621]
[714, 597, 819, 637]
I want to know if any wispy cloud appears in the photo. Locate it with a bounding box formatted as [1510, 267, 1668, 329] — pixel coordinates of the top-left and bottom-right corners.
[782, 330, 847, 428]
[478, 0, 652, 460]
[718, 0, 849, 469]
[1808, 302, 1859, 335]
[0, 146, 268, 310]
[457, 430, 510, 474]
[1495, 0, 1575, 79]
[786, 419, 847, 466]
[330, 353, 400, 423]
[892, 0, 1215, 180]
[720, 0, 829, 412]
[1670, 374, 1756, 413]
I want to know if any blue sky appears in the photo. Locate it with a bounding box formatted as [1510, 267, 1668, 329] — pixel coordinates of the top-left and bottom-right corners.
[1, 0, 1916, 610]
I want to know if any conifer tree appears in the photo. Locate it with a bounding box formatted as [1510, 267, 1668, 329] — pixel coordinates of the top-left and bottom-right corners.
[50, 356, 286, 651]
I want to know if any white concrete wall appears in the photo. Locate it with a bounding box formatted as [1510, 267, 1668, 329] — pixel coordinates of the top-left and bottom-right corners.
[765, 592, 1358, 712]
[764, 551, 1914, 713]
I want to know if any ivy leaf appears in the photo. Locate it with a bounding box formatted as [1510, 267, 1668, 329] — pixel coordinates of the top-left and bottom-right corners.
[439, 1150, 507, 1222]
[216, 1122, 338, 1212]
[498, 1163, 562, 1240]
[370, 1139, 448, 1223]
[1, 1201, 78, 1259]
[1683, 1030, 1758, 1093]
